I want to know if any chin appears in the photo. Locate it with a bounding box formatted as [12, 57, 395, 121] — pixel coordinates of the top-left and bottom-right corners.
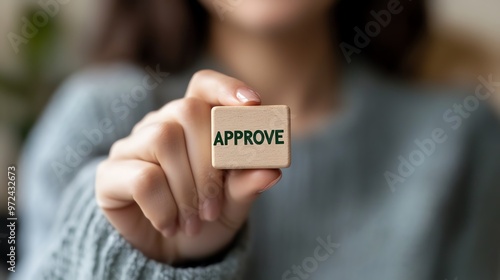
[203, 0, 336, 34]
[230, 2, 308, 33]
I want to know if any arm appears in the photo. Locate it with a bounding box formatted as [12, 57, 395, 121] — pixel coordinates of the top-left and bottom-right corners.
[16, 64, 157, 278]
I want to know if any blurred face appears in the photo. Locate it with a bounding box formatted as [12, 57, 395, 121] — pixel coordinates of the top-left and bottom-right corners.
[200, 0, 337, 34]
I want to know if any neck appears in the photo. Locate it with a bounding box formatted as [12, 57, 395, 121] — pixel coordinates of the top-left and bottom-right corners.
[207, 16, 340, 130]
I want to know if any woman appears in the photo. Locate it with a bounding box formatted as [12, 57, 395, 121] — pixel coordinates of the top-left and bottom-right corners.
[16, 0, 500, 279]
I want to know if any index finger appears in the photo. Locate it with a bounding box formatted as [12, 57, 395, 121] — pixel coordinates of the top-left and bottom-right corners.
[185, 70, 261, 106]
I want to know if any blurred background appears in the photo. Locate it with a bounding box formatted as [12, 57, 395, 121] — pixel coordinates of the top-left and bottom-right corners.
[0, 0, 499, 277]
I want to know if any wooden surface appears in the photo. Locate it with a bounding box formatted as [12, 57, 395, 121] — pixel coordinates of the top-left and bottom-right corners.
[211, 105, 291, 169]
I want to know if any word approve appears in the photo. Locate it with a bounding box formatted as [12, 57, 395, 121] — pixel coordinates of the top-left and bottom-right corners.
[211, 105, 291, 169]
[213, 129, 285, 146]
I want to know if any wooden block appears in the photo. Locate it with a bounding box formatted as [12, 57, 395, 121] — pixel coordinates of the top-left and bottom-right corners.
[211, 105, 291, 169]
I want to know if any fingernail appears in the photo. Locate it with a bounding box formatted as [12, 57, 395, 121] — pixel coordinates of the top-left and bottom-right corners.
[185, 215, 201, 237]
[201, 197, 221, 222]
[236, 87, 261, 104]
[161, 224, 176, 238]
[258, 171, 282, 193]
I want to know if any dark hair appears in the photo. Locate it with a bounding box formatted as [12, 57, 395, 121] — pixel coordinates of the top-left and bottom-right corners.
[92, 0, 427, 75]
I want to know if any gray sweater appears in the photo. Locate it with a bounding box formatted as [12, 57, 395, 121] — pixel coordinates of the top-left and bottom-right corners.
[14, 59, 500, 280]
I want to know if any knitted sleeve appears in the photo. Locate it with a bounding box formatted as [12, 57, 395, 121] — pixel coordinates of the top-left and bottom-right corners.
[15, 64, 248, 279]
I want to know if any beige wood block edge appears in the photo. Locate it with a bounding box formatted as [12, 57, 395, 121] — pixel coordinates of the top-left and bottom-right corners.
[211, 105, 291, 169]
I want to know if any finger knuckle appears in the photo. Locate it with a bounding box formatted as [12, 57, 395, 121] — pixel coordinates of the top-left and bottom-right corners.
[151, 214, 176, 231]
[191, 69, 214, 84]
[95, 160, 109, 177]
[130, 165, 164, 198]
[133, 111, 158, 132]
[109, 138, 127, 158]
[149, 122, 184, 145]
[175, 98, 208, 120]
[143, 111, 158, 121]
[95, 160, 111, 191]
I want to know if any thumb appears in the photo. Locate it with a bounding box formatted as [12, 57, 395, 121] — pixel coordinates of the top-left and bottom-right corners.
[220, 169, 282, 229]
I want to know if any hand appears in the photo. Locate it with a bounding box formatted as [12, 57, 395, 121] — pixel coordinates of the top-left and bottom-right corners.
[95, 70, 282, 264]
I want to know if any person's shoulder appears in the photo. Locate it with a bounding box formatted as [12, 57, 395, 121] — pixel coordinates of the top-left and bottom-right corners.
[348, 63, 500, 150]
[353, 64, 496, 128]
[44, 62, 165, 124]
[387, 75, 498, 160]
[378, 77, 499, 137]
[56, 62, 151, 104]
